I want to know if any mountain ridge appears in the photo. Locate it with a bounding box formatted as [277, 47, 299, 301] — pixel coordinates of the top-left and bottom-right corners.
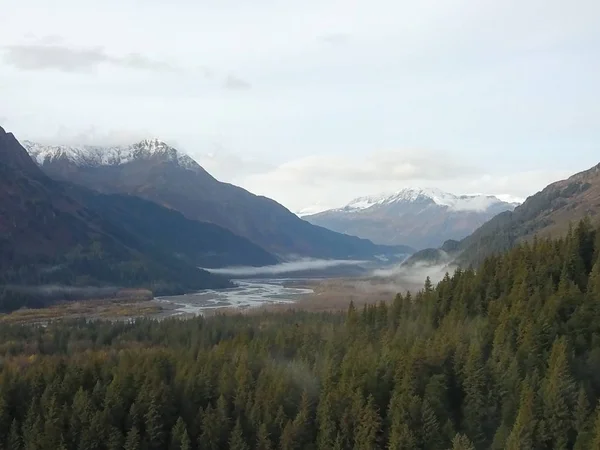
[24, 140, 414, 260]
[0, 127, 287, 311]
[24, 138, 201, 171]
[405, 161, 600, 268]
[303, 187, 519, 249]
[331, 187, 520, 213]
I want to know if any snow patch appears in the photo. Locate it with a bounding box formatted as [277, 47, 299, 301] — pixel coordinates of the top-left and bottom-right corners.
[336, 187, 520, 213]
[22, 138, 200, 171]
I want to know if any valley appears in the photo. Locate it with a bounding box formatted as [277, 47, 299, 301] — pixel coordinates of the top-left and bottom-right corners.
[2, 5, 598, 448]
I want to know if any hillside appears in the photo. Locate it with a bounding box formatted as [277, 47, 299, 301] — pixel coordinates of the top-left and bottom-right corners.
[303, 187, 518, 249]
[406, 162, 600, 267]
[65, 188, 279, 269]
[2, 219, 600, 449]
[0, 126, 231, 311]
[24, 139, 413, 260]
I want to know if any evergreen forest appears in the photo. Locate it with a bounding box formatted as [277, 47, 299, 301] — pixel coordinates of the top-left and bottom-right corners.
[2, 219, 600, 449]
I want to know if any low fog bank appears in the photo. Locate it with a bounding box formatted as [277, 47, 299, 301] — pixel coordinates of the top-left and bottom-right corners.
[371, 260, 453, 287]
[203, 258, 368, 277]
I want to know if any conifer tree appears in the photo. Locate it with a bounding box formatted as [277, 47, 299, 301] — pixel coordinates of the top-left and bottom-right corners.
[421, 400, 442, 450]
[461, 343, 490, 447]
[505, 381, 537, 450]
[353, 395, 381, 450]
[124, 426, 141, 450]
[539, 337, 576, 449]
[256, 423, 273, 450]
[7, 419, 22, 450]
[145, 397, 166, 450]
[171, 417, 191, 450]
[229, 419, 249, 450]
[590, 402, 600, 449]
[449, 434, 475, 450]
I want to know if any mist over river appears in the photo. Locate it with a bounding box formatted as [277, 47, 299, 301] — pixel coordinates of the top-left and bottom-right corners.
[155, 278, 315, 316]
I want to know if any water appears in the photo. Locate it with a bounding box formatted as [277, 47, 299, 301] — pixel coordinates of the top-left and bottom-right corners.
[155, 278, 314, 316]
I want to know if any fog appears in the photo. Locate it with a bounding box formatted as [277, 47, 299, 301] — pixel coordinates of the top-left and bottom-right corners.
[371, 260, 453, 286]
[203, 258, 366, 276]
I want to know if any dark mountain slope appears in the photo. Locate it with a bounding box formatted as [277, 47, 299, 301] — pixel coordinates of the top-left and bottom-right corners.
[69, 188, 279, 268]
[405, 162, 600, 267]
[25, 140, 413, 259]
[0, 127, 230, 311]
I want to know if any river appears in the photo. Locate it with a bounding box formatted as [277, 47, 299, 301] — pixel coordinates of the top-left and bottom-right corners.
[154, 278, 315, 316]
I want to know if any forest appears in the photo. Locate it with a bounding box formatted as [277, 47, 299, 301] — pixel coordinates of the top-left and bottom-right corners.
[1, 218, 600, 449]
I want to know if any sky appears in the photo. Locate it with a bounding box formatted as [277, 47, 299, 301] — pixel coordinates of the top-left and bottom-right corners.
[2, 0, 600, 213]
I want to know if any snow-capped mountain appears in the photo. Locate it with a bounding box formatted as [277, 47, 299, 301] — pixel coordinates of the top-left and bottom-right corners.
[23, 138, 200, 171]
[340, 188, 519, 213]
[21, 137, 413, 260]
[303, 188, 520, 249]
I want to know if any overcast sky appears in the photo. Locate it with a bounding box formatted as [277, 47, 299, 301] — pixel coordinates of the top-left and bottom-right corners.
[2, 0, 600, 212]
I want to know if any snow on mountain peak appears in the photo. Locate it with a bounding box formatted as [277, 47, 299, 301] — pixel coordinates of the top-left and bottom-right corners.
[22, 139, 200, 170]
[340, 187, 518, 213]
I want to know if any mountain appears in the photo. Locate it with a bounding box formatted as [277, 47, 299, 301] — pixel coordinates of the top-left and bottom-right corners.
[23, 139, 414, 260]
[67, 188, 279, 269]
[302, 187, 519, 249]
[0, 126, 234, 311]
[406, 162, 600, 267]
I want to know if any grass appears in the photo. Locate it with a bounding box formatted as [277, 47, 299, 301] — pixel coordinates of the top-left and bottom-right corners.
[0, 294, 161, 325]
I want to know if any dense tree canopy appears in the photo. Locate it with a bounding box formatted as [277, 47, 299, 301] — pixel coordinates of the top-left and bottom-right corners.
[1, 219, 600, 449]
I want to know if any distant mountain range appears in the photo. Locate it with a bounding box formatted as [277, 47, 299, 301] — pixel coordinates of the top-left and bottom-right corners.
[406, 162, 600, 268]
[23, 138, 413, 260]
[302, 187, 520, 249]
[0, 129, 416, 311]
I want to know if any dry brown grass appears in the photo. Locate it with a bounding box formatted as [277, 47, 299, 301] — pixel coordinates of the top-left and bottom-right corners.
[0, 295, 160, 325]
[210, 277, 414, 316]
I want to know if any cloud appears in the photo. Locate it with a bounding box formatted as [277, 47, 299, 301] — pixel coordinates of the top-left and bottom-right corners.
[203, 258, 366, 276]
[247, 149, 478, 187]
[462, 169, 575, 202]
[193, 142, 274, 180]
[224, 75, 251, 90]
[318, 33, 351, 45]
[38, 125, 152, 147]
[236, 150, 575, 213]
[1, 43, 176, 73]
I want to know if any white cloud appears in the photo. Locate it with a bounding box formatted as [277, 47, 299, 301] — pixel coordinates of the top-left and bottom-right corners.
[2, 0, 599, 216]
[2, 43, 177, 72]
[204, 258, 366, 276]
[244, 149, 477, 186]
[236, 152, 578, 212]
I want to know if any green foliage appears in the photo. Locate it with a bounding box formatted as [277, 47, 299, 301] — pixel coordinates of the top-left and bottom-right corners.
[0, 219, 600, 448]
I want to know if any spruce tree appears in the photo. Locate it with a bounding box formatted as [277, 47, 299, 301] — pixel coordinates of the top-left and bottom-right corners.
[449, 434, 475, 450]
[255, 423, 272, 450]
[505, 381, 537, 450]
[146, 397, 166, 450]
[229, 418, 249, 450]
[7, 419, 22, 450]
[171, 417, 191, 450]
[539, 337, 576, 449]
[124, 426, 141, 450]
[353, 395, 381, 450]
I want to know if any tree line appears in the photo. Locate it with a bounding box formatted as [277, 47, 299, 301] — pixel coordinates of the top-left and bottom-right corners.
[1, 219, 600, 449]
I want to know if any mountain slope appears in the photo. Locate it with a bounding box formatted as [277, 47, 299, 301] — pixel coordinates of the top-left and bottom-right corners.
[0, 127, 231, 310]
[24, 139, 414, 259]
[406, 162, 600, 267]
[67, 188, 279, 268]
[303, 188, 519, 249]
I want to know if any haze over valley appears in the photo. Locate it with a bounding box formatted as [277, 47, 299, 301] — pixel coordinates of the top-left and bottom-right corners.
[2, 2, 600, 449]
